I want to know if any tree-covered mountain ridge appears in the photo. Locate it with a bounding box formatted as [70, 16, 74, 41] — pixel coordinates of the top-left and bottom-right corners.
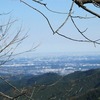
[0, 68, 100, 100]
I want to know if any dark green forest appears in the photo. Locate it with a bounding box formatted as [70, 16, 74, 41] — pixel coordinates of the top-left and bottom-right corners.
[0, 68, 100, 100]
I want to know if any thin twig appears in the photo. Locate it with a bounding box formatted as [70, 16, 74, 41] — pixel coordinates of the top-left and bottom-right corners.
[55, 1, 74, 33]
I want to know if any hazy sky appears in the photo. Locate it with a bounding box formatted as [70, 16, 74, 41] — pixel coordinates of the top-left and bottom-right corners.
[0, 0, 100, 55]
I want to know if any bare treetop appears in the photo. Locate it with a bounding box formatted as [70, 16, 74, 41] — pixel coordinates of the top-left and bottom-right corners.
[19, 0, 100, 46]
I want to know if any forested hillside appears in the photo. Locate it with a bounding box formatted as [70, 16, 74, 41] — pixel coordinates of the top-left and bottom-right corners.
[0, 69, 100, 100]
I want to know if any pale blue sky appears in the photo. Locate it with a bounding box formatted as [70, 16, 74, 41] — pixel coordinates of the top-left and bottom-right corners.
[0, 0, 100, 55]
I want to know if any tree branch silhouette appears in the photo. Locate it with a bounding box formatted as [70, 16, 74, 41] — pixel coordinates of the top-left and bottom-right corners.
[20, 0, 100, 45]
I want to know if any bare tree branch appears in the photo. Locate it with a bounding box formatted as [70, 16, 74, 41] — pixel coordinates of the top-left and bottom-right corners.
[75, 0, 100, 5]
[20, 0, 100, 44]
[0, 92, 13, 100]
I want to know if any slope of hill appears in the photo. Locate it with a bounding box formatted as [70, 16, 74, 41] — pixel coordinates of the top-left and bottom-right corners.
[0, 68, 100, 100]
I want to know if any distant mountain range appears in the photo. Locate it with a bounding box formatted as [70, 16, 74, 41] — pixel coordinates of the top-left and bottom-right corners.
[0, 68, 100, 100]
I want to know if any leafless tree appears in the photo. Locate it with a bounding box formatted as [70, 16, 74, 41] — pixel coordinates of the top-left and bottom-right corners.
[1, 0, 100, 99]
[0, 13, 38, 100]
[20, 0, 100, 46]
[0, 15, 39, 66]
